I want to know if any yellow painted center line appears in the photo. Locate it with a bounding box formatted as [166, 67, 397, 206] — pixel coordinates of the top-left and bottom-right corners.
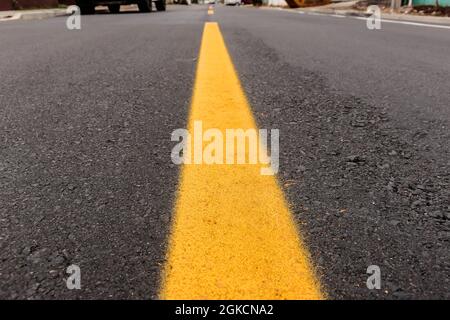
[160, 22, 324, 300]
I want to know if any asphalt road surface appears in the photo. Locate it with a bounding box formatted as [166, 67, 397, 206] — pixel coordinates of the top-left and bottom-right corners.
[0, 4, 449, 299]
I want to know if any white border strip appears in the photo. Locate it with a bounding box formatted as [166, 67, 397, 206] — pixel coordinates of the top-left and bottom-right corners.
[353, 16, 450, 30]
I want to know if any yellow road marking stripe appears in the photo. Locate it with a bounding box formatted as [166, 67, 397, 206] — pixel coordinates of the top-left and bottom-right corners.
[160, 22, 324, 300]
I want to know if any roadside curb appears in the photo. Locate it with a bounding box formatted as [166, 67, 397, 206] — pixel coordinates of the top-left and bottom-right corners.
[296, 8, 369, 18]
[0, 9, 68, 22]
[261, 5, 450, 25]
[292, 7, 450, 25]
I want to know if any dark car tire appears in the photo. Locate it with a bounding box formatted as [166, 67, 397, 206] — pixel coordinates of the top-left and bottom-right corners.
[77, 0, 95, 15]
[137, 0, 152, 12]
[155, 0, 166, 11]
[108, 4, 120, 13]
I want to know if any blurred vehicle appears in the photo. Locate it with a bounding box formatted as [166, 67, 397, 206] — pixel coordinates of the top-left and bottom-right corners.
[224, 0, 241, 5]
[76, 0, 166, 14]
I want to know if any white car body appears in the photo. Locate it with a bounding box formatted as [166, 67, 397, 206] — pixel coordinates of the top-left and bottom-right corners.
[224, 0, 240, 5]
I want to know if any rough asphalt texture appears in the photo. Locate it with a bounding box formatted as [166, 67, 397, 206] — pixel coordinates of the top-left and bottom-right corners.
[0, 6, 202, 299]
[0, 5, 449, 299]
[218, 7, 450, 299]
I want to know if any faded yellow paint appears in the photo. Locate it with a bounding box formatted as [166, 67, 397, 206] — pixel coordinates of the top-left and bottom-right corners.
[160, 22, 324, 300]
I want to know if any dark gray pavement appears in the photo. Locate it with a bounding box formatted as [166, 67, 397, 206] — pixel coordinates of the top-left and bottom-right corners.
[0, 4, 449, 299]
[216, 5, 450, 299]
[0, 5, 204, 299]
